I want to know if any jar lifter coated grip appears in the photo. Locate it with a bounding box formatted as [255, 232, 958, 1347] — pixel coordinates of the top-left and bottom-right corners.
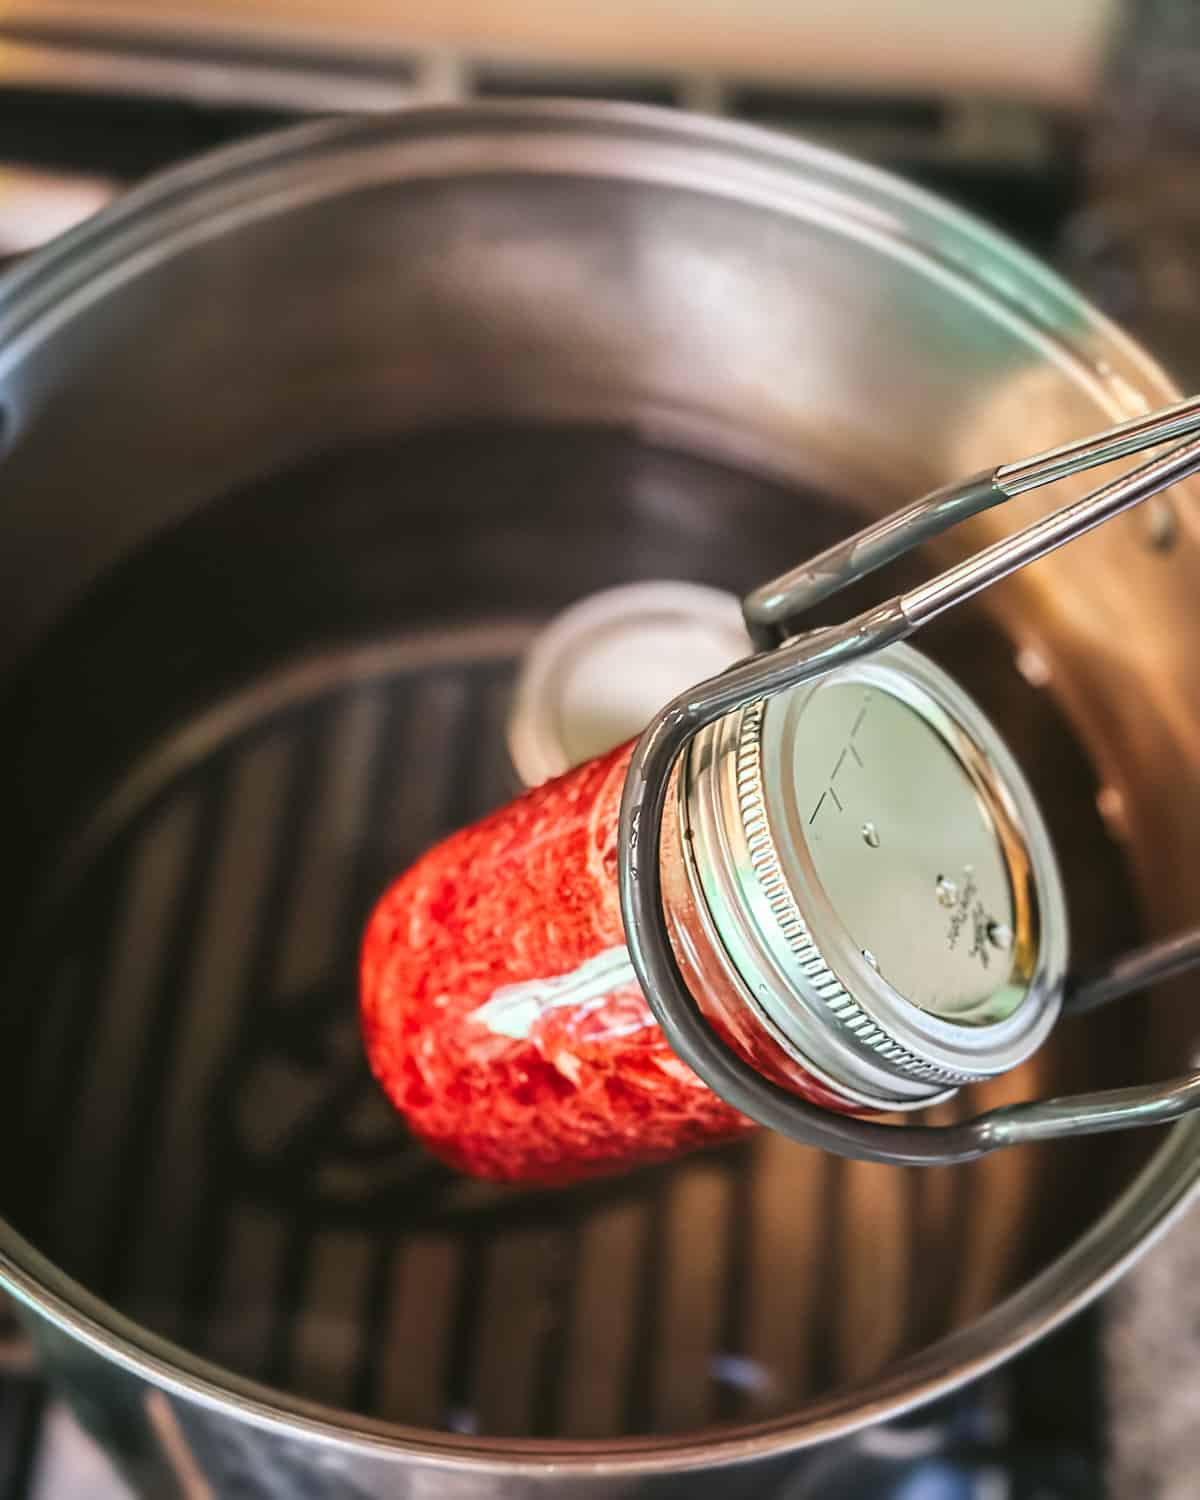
[619, 394, 1200, 1165]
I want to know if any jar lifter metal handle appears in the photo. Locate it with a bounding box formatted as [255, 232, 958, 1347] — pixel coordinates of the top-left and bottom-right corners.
[618, 394, 1200, 1165]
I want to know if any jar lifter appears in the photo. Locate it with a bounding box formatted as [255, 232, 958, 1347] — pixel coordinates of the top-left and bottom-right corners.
[620, 394, 1200, 1164]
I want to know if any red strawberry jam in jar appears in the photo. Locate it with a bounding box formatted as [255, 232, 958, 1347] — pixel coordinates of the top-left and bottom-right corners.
[360, 639, 1067, 1185]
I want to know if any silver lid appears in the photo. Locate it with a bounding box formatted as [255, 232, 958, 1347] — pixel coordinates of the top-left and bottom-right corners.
[682, 642, 1067, 1109]
[508, 581, 752, 787]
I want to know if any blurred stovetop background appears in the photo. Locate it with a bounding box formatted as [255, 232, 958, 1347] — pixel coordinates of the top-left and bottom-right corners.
[0, 3, 1101, 255]
[1, 2, 1199, 1496]
[2, 0, 1197, 386]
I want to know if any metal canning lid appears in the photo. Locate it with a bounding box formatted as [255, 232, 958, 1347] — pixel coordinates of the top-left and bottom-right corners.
[507, 581, 752, 787]
[682, 641, 1068, 1109]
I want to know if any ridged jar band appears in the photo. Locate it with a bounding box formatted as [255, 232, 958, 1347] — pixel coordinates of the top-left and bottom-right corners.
[680, 643, 1068, 1110]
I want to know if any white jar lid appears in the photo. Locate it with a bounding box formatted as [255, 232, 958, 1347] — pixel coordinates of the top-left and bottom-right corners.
[507, 581, 752, 787]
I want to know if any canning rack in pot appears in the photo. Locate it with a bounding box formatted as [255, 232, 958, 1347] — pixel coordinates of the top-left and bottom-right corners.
[621, 393, 1200, 1166]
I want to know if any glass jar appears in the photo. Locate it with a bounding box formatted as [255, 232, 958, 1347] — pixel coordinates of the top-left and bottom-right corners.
[360, 643, 1066, 1184]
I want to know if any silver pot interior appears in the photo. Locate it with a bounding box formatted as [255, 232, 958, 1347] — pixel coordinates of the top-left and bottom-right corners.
[0, 106, 1198, 1454]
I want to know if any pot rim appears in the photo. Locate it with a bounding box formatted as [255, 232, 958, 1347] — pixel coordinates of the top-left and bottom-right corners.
[1, 98, 1195, 1475]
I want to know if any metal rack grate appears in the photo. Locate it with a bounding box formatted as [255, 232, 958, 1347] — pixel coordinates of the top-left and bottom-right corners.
[6, 627, 1044, 1440]
[3, 554, 1144, 1460]
[22, 646, 720, 1429]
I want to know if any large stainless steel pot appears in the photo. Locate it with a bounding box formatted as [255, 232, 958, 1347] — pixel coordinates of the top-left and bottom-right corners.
[0, 102, 1198, 1497]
